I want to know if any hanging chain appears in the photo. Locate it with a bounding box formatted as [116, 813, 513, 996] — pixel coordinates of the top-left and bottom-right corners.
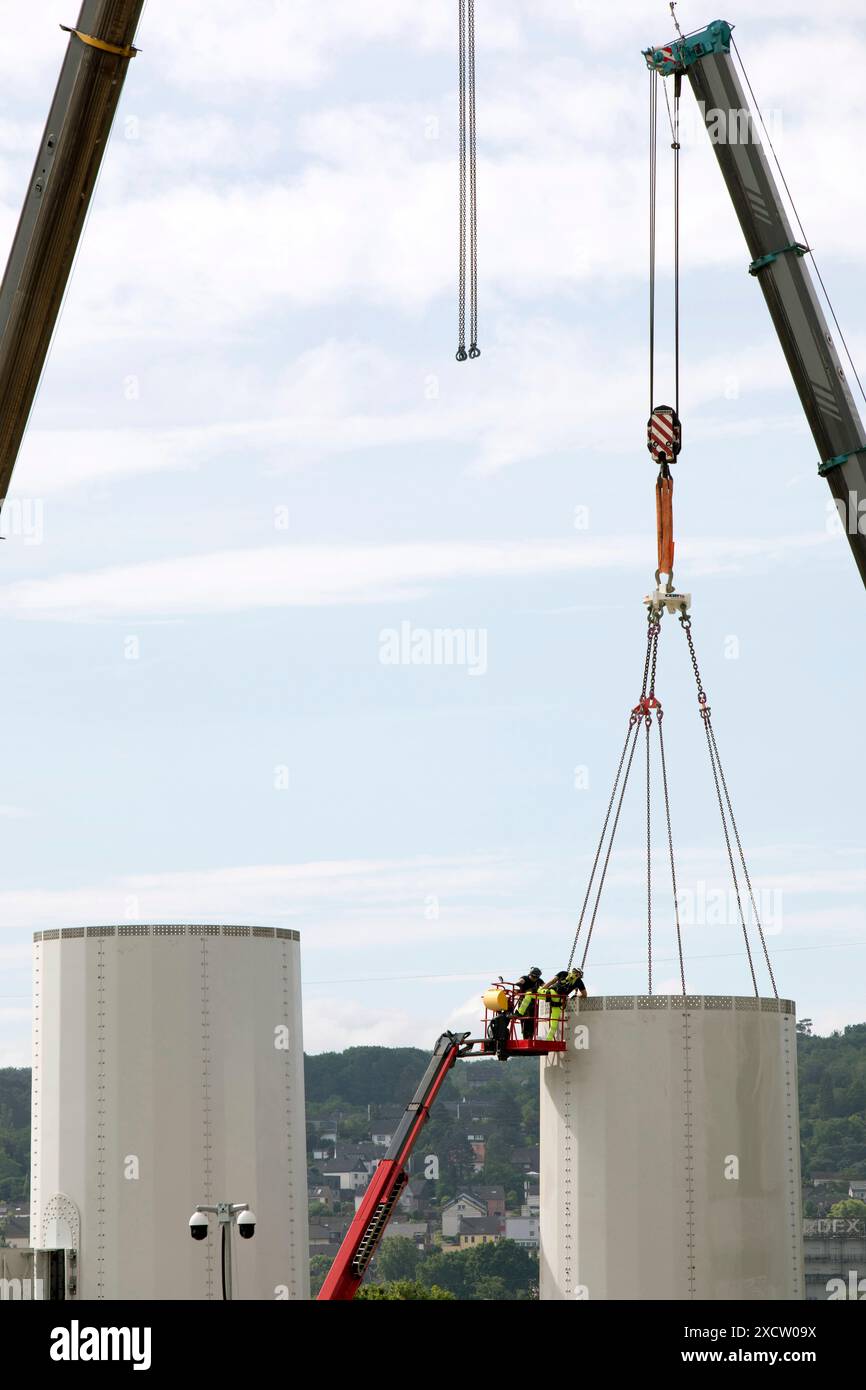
[578, 719, 642, 972]
[672, 72, 681, 417]
[705, 720, 779, 998]
[679, 612, 770, 996]
[645, 707, 653, 994]
[567, 619, 656, 971]
[657, 704, 686, 993]
[457, 1, 467, 361]
[456, 0, 479, 362]
[647, 614, 661, 995]
[649, 71, 658, 413]
[467, 0, 479, 357]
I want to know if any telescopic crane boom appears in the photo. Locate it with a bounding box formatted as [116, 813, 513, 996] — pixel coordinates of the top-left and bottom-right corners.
[0, 1, 144, 509]
[317, 1031, 469, 1301]
[317, 985, 568, 1299]
[644, 19, 866, 590]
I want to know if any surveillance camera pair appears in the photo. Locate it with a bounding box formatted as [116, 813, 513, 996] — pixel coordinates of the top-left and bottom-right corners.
[188, 1208, 256, 1240]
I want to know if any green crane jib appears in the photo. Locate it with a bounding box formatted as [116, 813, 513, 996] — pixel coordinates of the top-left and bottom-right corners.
[0, 1, 144, 509]
[644, 19, 866, 590]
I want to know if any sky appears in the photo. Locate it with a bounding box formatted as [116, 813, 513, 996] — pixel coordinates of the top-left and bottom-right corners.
[0, 0, 864, 1062]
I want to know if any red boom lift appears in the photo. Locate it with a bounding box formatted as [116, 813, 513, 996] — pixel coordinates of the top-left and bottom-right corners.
[317, 983, 566, 1301]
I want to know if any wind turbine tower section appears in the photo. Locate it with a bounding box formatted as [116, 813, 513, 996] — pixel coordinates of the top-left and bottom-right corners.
[30, 925, 309, 1300]
[539, 995, 803, 1301]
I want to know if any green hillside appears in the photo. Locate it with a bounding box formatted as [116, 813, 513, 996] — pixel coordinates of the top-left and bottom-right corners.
[2, 1021, 864, 1203]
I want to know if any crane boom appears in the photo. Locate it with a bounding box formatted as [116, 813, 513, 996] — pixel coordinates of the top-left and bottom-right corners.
[0, 1, 144, 508]
[317, 1030, 470, 1301]
[645, 20, 866, 589]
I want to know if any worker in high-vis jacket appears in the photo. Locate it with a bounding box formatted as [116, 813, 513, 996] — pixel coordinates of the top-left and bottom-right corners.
[514, 966, 544, 1039]
[541, 968, 587, 1041]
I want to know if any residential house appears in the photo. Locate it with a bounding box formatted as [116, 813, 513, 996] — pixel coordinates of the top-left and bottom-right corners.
[309, 1117, 339, 1143]
[0, 1205, 29, 1251]
[388, 1221, 432, 1250]
[441, 1193, 486, 1238]
[803, 1218, 866, 1299]
[370, 1111, 403, 1147]
[522, 1179, 540, 1217]
[458, 1217, 503, 1249]
[308, 1219, 351, 1254]
[505, 1214, 539, 1248]
[473, 1185, 506, 1219]
[0, 1214, 30, 1249]
[322, 1156, 375, 1193]
[467, 1134, 486, 1171]
[849, 1181, 866, 1201]
[308, 1185, 337, 1212]
[397, 1175, 433, 1217]
[341, 1141, 381, 1162]
[512, 1145, 540, 1173]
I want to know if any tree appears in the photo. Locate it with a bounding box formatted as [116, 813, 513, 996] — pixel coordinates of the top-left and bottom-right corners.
[339, 1113, 372, 1142]
[474, 1275, 508, 1300]
[421, 1115, 475, 1199]
[309, 1254, 333, 1297]
[356, 1280, 454, 1300]
[844, 1076, 866, 1115]
[818, 1072, 836, 1119]
[417, 1251, 474, 1300]
[465, 1239, 538, 1300]
[375, 1237, 420, 1283]
[827, 1199, 866, 1223]
[417, 1242, 538, 1301]
[305, 1048, 454, 1108]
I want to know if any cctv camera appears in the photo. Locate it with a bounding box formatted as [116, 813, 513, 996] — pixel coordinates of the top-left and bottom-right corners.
[189, 1211, 209, 1241]
[237, 1209, 256, 1240]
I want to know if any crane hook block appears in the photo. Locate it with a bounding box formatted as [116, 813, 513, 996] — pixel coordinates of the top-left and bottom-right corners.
[648, 404, 682, 464]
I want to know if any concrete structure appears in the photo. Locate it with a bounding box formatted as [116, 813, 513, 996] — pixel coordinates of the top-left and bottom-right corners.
[540, 994, 803, 1301]
[30, 925, 308, 1300]
[802, 1219, 866, 1301]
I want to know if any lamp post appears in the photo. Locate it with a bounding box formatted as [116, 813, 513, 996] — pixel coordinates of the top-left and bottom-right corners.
[189, 1202, 257, 1300]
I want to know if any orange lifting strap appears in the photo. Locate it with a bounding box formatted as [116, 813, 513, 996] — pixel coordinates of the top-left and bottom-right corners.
[655, 470, 674, 577]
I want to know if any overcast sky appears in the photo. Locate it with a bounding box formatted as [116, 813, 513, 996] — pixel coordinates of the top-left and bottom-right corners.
[0, 1, 864, 1061]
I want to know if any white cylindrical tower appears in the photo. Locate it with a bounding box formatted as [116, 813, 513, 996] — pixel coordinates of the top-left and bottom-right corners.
[540, 994, 803, 1301]
[30, 925, 309, 1300]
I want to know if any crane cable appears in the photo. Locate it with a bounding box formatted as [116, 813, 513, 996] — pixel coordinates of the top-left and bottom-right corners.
[731, 37, 866, 414]
[679, 613, 779, 999]
[648, 68, 682, 590]
[567, 611, 778, 999]
[456, 0, 480, 362]
[568, 40, 777, 999]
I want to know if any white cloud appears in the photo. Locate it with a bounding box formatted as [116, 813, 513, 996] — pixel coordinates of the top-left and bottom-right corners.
[20, 326, 814, 495]
[0, 854, 538, 935]
[0, 530, 837, 621]
[302, 999, 439, 1053]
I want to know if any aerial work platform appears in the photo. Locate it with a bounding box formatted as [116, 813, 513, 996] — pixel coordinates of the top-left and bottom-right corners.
[468, 980, 568, 1058]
